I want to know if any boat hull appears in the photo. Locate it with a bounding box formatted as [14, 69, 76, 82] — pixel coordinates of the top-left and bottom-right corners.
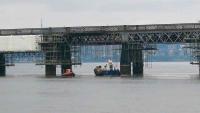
[62, 72, 75, 77]
[95, 70, 121, 77]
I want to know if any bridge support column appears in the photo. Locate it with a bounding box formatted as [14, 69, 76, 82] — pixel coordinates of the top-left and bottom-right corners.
[0, 53, 6, 76]
[60, 43, 72, 75]
[45, 52, 56, 77]
[130, 43, 144, 78]
[120, 43, 131, 76]
[45, 65, 56, 77]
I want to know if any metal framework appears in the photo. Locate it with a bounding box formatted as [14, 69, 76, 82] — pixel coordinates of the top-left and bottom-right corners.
[67, 31, 200, 45]
[37, 31, 81, 65]
[0, 51, 42, 65]
[0, 23, 200, 44]
[0, 23, 200, 76]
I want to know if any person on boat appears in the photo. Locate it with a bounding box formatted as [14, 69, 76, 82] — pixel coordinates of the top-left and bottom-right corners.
[108, 59, 113, 70]
[94, 66, 98, 74]
[102, 64, 108, 75]
[98, 66, 103, 73]
[113, 64, 120, 76]
[94, 66, 103, 76]
[113, 65, 117, 71]
[103, 64, 107, 71]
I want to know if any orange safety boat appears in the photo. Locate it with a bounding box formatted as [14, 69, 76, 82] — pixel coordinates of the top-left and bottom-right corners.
[62, 69, 75, 77]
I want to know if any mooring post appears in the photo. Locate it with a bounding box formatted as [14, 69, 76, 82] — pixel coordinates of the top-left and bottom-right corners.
[130, 43, 144, 78]
[120, 43, 131, 76]
[0, 53, 6, 76]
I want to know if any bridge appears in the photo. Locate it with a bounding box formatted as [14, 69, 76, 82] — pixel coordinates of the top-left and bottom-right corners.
[0, 23, 199, 77]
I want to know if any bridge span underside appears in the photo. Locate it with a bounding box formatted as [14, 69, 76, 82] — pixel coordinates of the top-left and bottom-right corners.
[0, 23, 200, 77]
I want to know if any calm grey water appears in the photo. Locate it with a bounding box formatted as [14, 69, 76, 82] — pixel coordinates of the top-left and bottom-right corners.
[1, 62, 200, 113]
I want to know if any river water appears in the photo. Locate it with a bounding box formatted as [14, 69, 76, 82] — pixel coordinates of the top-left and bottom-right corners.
[1, 62, 200, 113]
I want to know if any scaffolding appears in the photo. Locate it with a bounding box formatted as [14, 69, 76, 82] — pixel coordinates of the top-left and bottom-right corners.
[37, 32, 81, 66]
[121, 41, 157, 69]
[183, 37, 200, 64]
[183, 34, 200, 76]
[4, 53, 14, 66]
[143, 43, 157, 68]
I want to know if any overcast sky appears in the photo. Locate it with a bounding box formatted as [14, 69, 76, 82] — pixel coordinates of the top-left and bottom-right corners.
[0, 0, 200, 28]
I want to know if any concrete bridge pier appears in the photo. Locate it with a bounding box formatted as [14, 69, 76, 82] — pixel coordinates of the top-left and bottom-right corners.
[60, 43, 72, 75]
[45, 65, 56, 77]
[132, 50, 143, 78]
[45, 52, 56, 77]
[0, 53, 6, 76]
[130, 43, 144, 78]
[120, 44, 131, 76]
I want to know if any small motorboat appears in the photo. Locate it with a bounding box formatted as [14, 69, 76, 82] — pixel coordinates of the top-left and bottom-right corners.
[62, 69, 75, 77]
[94, 66, 121, 77]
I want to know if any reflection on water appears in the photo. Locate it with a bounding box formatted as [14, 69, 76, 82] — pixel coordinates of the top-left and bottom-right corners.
[1, 62, 200, 113]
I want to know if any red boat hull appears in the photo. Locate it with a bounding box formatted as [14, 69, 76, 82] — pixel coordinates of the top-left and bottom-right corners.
[62, 72, 75, 77]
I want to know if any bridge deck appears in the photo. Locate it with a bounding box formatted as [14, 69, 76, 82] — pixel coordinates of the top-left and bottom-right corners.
[0, 23, 199, 45]
[0, 23, 200, 36]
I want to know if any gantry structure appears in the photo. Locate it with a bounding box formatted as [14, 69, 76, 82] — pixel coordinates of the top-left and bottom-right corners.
[0, 23, 200, 77]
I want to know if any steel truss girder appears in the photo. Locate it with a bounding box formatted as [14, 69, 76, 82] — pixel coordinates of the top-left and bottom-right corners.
[67, 31, 200, 45]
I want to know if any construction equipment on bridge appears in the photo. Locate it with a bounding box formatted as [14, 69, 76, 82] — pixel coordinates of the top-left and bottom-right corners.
[36, 30, 81, 77]
[183, 32, 200, 75]
[37, 33, 81, 65]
